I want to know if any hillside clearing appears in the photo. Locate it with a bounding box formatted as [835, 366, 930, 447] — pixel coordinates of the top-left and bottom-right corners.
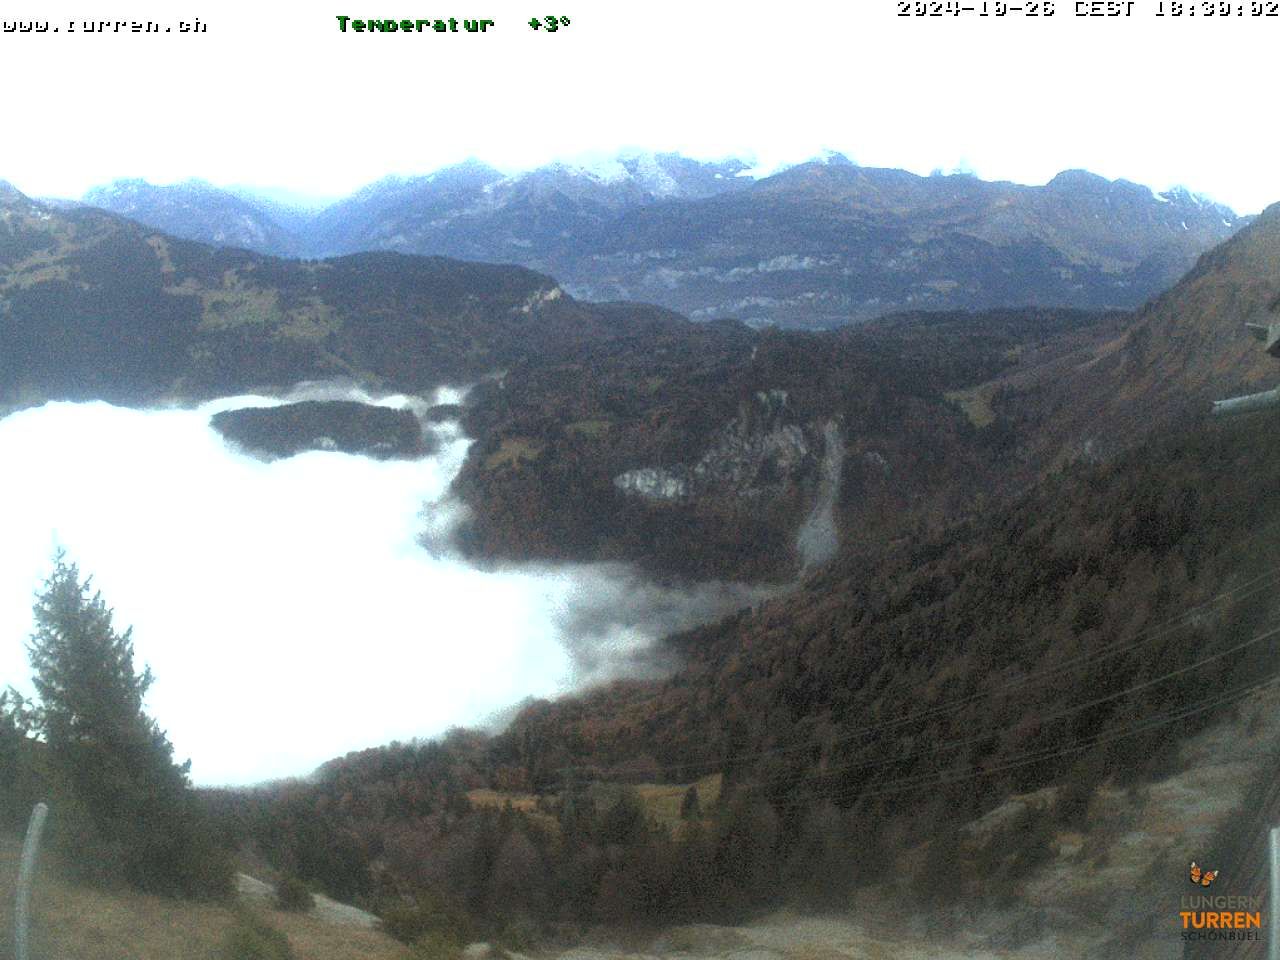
[0, 836, 411, 960]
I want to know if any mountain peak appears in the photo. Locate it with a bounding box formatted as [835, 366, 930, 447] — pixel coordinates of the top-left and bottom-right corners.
[424, 158, 505, 186]
[1158, 183, 1234, 213]
[518, 151, 760, 198]
[0, 179, 32, 204]
[1045, 169, 1111, 191]
[78, 177, 304, 255]
[545, 156, 633, 185]
[814, 149, 856, 166]
[83, 177, 149, 197]
[84, 177, 225, 203]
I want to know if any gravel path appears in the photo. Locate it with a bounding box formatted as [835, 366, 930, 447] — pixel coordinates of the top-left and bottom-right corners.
[235, 872, 379, 929]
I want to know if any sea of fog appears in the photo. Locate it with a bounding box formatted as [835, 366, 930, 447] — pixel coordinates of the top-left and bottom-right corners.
[0, 383, 774, 786]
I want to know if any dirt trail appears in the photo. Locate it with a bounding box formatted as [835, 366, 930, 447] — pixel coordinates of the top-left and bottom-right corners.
[235, 872, 379, 929]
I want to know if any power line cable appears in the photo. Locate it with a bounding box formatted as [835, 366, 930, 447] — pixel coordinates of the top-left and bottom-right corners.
[557, 564, 1280, 781]
[764, 666, 1280, 810]
[749, 620, 1280, 793]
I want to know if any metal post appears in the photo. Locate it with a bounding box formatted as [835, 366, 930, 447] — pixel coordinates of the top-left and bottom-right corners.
[1212, 388, 1280, 418]
[1212, 318, 1280, 415]
[14, 802, 48, 960]
[1270, 825, 1280, 960]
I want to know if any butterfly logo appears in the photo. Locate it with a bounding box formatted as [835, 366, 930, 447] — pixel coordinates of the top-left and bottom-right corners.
[1190, 862, 1219, 887]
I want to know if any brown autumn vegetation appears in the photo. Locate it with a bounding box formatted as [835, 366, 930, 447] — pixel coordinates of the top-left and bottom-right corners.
[174, 402, 1280, 952]
[454, 307, 1117, 581]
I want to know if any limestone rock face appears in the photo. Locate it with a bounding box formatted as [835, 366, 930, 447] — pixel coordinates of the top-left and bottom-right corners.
[612, 389, 823, 503]
[613, 467, 688, 501]
[609, 389, 846, 570]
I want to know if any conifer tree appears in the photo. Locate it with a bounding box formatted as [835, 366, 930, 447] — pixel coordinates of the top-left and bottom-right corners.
[0, 687, 40, 827]
[25, 552, 230, 897]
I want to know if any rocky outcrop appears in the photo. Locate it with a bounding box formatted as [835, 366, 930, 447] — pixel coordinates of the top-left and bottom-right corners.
[612, 390, 845, 571]
[613, 467, 688, 500]
[613, 389, 820, 503]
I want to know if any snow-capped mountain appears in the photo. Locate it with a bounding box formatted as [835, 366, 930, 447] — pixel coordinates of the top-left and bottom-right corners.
[80, 178, 305, 257]
[72, 153, 1248, 328]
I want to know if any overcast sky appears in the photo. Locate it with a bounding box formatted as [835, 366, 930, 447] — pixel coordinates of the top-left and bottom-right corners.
[1, 3, 1277, 211]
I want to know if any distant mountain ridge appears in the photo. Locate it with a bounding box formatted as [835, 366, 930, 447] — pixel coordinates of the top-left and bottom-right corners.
[0, 181, 683, 411]
[63, 153, 1249, 328]
[981, 199, 1280, 466]
[0, 180, 1104, 582]
[81, 178, 306, 257]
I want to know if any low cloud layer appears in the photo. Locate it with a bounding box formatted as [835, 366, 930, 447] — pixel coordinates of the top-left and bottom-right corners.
[0, 385, 770, 786]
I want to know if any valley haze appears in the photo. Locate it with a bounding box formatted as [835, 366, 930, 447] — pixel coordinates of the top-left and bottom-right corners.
[0, 384, 773, 786]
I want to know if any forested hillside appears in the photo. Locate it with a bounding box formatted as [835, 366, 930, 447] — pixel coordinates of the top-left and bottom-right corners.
[4, 179, 1133, 583]
[195, 404, 1280, 952]
[0, 183, 681, 409]
[976, 201, 1280, 468]
[454, 307, 1120, 581]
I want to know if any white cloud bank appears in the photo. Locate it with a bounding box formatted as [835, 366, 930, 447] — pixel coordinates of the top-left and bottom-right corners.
[0, 387, 770, 785]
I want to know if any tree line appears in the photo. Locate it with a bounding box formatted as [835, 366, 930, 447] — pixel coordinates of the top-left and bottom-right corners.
[0, 554, 231, 898]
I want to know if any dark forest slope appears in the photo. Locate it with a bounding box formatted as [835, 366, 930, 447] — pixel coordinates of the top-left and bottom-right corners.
[453, 306, 1121, 581]
[208, 406, 1280, 952]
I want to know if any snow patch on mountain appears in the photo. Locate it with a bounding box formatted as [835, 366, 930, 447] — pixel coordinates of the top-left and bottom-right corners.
[630, 152, 681, 197]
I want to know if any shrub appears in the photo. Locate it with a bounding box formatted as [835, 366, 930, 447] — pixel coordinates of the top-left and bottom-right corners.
[679, 786, 701, 821]
[45, 792, 128, 887]
[274, 874, 314, 913]
[0, 689, 43, 830]
[379, 891, 474, 947]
